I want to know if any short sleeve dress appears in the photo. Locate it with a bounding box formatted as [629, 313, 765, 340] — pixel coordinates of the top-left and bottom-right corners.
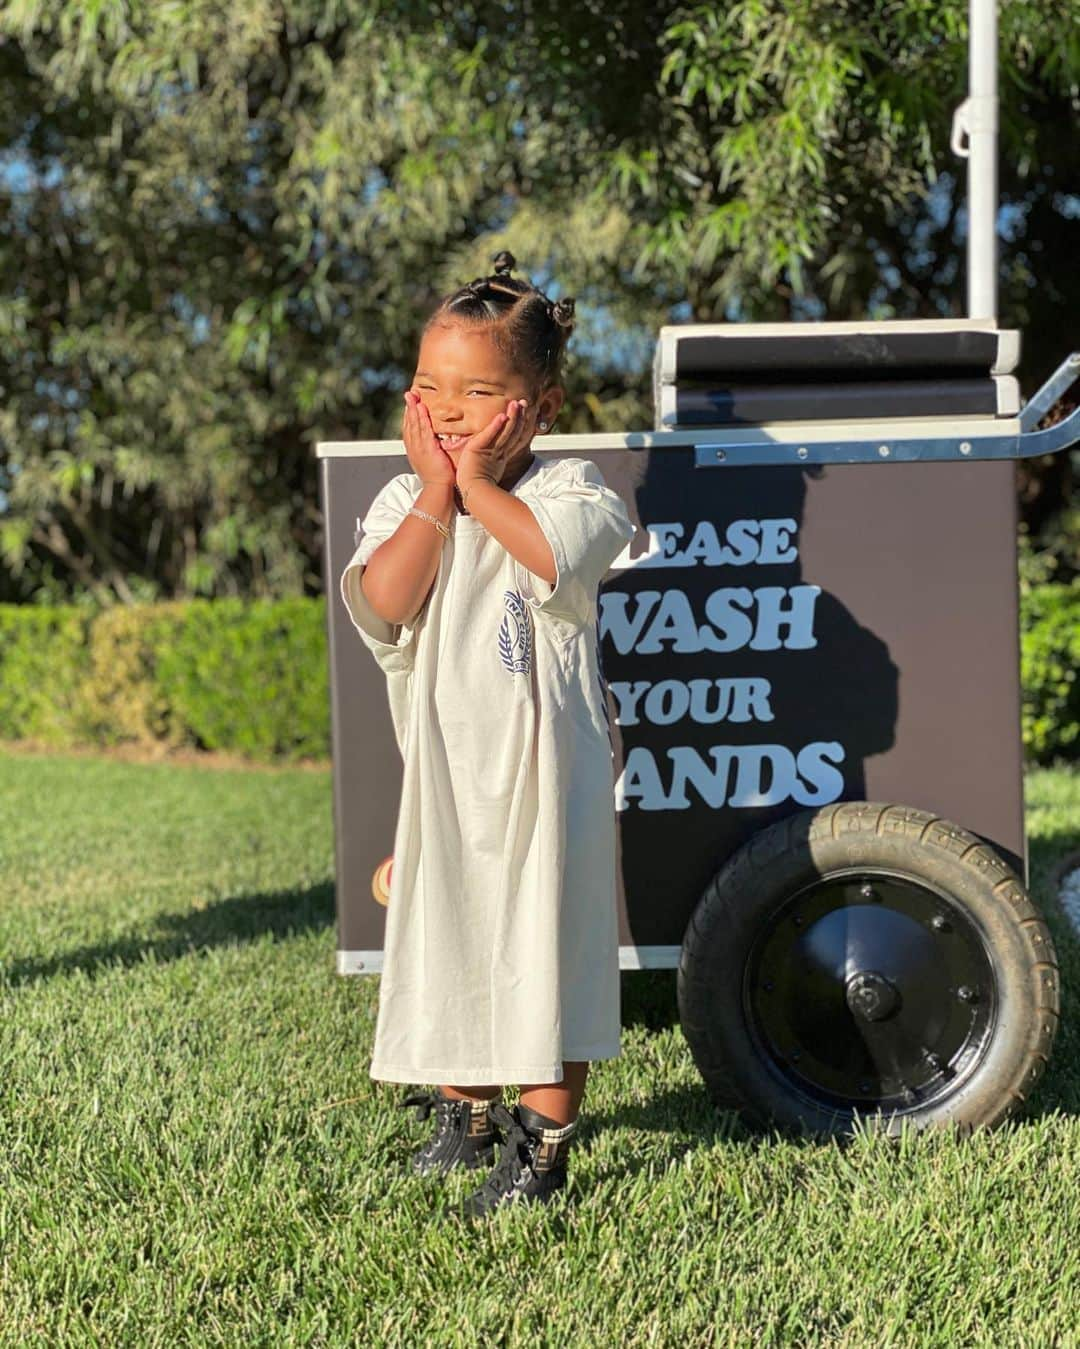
[340, 453, 636, 1086]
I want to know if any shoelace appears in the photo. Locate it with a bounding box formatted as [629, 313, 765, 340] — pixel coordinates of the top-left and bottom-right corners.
[399, 1091, 455, 1159]
[398, 1091, 444, 1124]
[399, 1091, 503, 1163]
[478, 1103, 535, 1194]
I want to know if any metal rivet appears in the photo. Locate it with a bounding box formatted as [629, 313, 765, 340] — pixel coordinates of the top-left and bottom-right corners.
[860, 883, 877, 900]
[958, 985, 977, 1002]
[931, 915, 950, 932]
[797, 446, 808, 459]
[714, 448, 726, 461]
[878, 444, 890, 457]
[959, 441, 972, 455]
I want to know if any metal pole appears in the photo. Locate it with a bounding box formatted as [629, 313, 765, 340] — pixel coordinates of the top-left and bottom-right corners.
[967, 0, 998, 319]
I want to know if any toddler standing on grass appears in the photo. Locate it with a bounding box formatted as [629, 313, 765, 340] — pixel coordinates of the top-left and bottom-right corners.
[340, 251, 634, 1218]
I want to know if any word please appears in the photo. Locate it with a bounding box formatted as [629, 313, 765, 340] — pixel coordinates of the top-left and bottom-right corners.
[609, 518, 799, 570]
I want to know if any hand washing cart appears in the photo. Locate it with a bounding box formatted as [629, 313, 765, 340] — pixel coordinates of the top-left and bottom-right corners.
[315, 0, 1077, 1136]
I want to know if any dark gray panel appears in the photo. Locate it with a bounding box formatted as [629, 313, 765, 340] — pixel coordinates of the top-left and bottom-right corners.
[321, 448, 1025, 961]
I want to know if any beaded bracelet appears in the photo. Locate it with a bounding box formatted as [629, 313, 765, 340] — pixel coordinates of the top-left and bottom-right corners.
[407, 507, 450, 540]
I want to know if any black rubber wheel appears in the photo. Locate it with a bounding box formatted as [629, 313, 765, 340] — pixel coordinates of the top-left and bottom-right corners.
[677, 802, 1060, 1137]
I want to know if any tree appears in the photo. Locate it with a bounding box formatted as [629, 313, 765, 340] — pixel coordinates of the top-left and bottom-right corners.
[0, 0, 1076, 604]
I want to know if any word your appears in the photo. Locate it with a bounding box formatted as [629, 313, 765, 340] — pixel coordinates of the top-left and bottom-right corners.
[609, 677, 774, 726]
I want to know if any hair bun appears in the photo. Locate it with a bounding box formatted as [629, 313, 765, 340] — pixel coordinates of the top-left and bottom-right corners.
[492, 250, 516, 276]
[551, 296, 576, 326]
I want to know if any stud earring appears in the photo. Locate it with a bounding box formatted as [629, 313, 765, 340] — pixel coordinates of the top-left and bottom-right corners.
[538, 420, 549, 431]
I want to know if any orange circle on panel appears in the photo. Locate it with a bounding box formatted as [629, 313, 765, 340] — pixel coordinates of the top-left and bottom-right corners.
[371, 855, 393, 907]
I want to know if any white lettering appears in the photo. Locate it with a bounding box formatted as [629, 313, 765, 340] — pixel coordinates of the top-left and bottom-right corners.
[613, 741, 848, 812]
[609, 517, 801, 570]
[614, 745, 669, 812]
[727, 745, 791, 808]
[609, 677, 776, 727]
[600, 585, 821, 654]
[700, 588, 756, 652]
[665, 746, 738, 808]
[748, 585, 820, 651]
[721, 519, 763, 567]
[758, 518, 798, 564]
[792, 742, 847, 805]
[608, 679, 651, 726]
[599, 591, 662, 653]
[643, 680, 690, 726]
[679, 520, 726, 567]
[726, 677, 774, 722]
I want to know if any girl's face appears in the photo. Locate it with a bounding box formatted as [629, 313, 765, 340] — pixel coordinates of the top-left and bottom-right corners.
[410, 322, 564, 472]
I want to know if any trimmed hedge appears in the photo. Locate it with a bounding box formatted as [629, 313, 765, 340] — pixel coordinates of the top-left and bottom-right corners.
[1020, 580, 1080, 765]
[0, 582, 1076, 764]
[0, 599, 330, 764]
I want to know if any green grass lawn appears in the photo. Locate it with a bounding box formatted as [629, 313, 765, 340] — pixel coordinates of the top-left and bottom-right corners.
[1, 750, 1078, 1346]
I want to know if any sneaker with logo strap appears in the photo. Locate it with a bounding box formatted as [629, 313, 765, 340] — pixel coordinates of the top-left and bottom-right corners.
[460, 1101, 578, 1218]
[398, 1087, 502, 1176]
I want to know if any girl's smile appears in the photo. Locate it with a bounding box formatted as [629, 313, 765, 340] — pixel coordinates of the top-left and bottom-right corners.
[411, 322, 563, 471]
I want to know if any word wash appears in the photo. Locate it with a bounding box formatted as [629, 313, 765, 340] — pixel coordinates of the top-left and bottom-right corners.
[603, 516, 846, 813]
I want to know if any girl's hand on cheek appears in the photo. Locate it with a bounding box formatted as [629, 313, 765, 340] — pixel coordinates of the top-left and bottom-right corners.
[402, 390, 456, 488]
[456, 398, 532, 490]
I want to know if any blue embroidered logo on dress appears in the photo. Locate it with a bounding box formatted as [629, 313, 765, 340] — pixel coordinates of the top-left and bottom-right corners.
[499, 590, 532, 675]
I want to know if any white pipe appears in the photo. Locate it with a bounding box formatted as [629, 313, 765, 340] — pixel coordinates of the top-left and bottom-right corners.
[967, 0, 999, 320]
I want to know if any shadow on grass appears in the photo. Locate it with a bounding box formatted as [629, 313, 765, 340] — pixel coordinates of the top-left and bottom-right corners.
[620, 968, 680, 1032]
[3, 882, 336, 987]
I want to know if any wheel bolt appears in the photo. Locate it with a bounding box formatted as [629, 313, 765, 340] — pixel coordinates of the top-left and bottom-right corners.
[958, 985, 977, 1002]
[925, 1052, 945, 1071]
[932, 915, 950, 932]
[860, 884, 877, 900]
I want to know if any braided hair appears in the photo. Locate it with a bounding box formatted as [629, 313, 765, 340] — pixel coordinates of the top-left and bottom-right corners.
[425, 250, 576, 394]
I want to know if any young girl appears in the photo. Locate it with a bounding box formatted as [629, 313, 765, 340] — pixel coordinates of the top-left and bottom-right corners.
[339, 251, 635, 1218]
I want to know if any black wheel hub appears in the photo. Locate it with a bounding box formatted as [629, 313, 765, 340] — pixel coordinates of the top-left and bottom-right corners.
[845, 970, 901, 1022]
[743, 869, 998, 1114]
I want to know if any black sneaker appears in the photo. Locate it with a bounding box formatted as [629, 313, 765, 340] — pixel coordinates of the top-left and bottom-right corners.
[398, 1088, 501, 1176]
[460, 1101, 578, 1218]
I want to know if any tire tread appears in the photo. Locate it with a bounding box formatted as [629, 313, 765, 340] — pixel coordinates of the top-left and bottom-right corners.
[678, 800, 1061, 1139]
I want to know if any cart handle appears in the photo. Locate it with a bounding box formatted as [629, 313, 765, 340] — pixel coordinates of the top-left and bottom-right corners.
[1019, 352, 1080, 434]
[691, 393, 1080, 468]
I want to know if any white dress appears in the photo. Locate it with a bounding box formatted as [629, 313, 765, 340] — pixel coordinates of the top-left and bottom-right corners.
[340, 453, 636, 1085]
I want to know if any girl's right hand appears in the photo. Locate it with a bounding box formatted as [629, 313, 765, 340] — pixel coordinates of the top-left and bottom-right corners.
[402, 390, 456, 488]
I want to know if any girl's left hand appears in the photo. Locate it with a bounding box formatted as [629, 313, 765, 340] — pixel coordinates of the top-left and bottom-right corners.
[455, 398, 534, 491]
